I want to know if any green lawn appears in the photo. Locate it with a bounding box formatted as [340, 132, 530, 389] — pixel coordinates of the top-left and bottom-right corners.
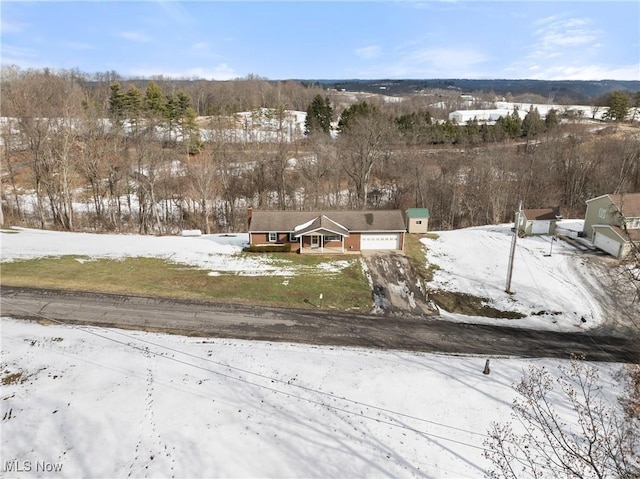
[0, 255, 373, 311]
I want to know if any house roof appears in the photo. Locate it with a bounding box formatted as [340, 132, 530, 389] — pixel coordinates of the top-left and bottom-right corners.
[608, 194, 640, 218]
[587, 193, 640, 217]
[521, 208, 558, 221]
[406, 208, 430, 219]
[294, 215, 350, 237]
[249, 210, 406, 233]
[594, 225, 640, 242]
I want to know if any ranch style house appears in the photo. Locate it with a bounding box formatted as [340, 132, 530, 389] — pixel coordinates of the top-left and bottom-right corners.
[248, 209, 406, 253]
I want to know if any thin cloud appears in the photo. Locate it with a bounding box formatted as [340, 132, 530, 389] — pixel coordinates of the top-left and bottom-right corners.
[130, 64, 238, 80]
[192, 42, 209, 51]
[1, 18, 27, 35]
[358, 46, 489, 78]
[61, 41, 94, 51]
[530, 15, 600, 59]
[118, 31, 152, 43]
[0, 44, 45, 70]
[355, 45, 381, 60]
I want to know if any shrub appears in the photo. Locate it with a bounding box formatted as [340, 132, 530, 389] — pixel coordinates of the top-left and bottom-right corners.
[243, 243, 292, 253]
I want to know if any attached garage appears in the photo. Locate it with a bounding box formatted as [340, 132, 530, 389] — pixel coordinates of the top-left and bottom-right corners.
[360, 233, 401, 250]
[592, 226, 622, 257]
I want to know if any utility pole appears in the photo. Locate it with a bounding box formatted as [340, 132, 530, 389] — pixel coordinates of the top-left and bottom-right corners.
[506, 201, 522, 293]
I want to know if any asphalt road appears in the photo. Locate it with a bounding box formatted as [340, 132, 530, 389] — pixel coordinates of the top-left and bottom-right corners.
[1, 286, 638, 363]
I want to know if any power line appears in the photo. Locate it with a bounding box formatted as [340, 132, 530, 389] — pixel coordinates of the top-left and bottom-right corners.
[1, 300, 493, 451]
[0, 300, 576, 476]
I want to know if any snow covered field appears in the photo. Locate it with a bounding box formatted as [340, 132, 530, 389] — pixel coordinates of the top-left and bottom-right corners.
[0, 228, 349, 276]
[0, 224, 631, 477]
[423, 221, 603, 332]
[0, 319, 625, 478]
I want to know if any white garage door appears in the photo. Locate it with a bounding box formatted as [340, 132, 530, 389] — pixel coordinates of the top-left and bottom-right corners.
[531, 220, 550, 235]
[360, 233, 400, 250]
[593, 232, 621, 257]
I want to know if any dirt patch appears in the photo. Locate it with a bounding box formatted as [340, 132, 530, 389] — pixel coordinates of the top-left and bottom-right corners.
[430, 291, 525, 319]
[2, 371, 25, 385]
[361, 252, 438, 317]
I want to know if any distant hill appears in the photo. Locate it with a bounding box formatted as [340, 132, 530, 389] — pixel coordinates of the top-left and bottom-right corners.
[304, 79, 640, 103]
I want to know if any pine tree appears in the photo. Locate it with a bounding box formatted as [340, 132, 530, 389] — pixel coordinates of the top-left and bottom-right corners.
[522, 107, 544, 137]
[304, 94, 333, 135]
[545, 108, 558, 130]
[604, 90, 630, 122]
[338, 101, 376, 133]
[108, 82, 126, 125]
[144, 81, 166, 118]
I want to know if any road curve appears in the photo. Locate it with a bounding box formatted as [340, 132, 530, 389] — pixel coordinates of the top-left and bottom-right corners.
[1, 286, 638, 363]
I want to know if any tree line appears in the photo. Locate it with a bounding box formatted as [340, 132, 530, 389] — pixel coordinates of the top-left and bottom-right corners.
[1, 68, 638, 234]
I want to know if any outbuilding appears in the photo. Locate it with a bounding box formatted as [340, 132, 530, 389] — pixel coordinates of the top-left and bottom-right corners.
[517, 208, 559, 236]
[406, 208, 430, 234]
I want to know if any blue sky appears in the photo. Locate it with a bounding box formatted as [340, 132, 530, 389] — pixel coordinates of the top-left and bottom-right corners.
[1, 1, 639, 81]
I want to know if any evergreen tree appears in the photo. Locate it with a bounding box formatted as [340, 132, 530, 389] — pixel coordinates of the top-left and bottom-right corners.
[604, 90, 630, 122]
[522, 107, 545, 137]
[304, 94, 333, 135]
[108, 82, 126, 125]
[144, 81, 166, 118]
[545, 108, 559, 130]
[338, 101, 376, 133]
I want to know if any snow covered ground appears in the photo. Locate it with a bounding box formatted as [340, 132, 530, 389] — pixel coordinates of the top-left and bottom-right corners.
[0, 228, 349, 276]
[0, 224, 631, 477]
[423, 221, 603, 332]
[0, 319, 625, 478]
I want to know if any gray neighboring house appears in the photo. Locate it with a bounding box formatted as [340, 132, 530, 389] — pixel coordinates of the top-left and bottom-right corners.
[517, 208, 559, 236]
[583, 193, 640, 258]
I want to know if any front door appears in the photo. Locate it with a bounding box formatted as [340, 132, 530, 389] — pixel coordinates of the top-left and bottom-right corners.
[311, 235, 320, 248]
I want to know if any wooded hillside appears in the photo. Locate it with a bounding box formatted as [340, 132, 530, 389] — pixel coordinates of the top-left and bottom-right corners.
[1, 68, 639, 234]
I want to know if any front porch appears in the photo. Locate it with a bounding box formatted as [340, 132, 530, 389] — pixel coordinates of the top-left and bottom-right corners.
[299, 246, 360, 255]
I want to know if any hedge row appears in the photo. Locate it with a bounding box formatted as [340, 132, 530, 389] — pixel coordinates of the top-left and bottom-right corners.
[243, 243, 293, 253]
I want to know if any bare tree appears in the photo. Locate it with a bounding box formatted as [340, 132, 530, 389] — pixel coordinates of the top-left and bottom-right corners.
[338, 111, 393, 209]
[485, 359, 639, 479]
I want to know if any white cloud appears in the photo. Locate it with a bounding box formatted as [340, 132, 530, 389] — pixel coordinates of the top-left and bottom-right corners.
[530, 15, 600, 59]
[118, 31, 151, 43]
[192, 42, 209, 51]
[355, 45, 381, 60]
[61, 41, 93, 51]
[1, 18, 27, 34]
[354, 45, 489, 79]
[130, 64, 238, 80]
[0, 44, 46, 70]
[380, 46, 488, 77]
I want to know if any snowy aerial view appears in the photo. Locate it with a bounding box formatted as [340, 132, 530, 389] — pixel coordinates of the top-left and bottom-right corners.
[1, 225, 637, 477]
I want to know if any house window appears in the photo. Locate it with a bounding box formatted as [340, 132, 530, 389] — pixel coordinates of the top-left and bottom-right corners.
[627, 218, 640, 229]
[324, 235, 340, 242]
[268, 232, 277, 242]
[288, 232, 297, 242]
[598, 208, 607, 219]
[416, 220, 422, 225]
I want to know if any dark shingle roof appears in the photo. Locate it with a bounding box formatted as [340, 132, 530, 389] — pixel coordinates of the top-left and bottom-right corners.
[249, 210, 406, 233]
[522, 208, 558, 221]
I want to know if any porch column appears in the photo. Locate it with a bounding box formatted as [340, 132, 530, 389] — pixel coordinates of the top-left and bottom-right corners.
[320, 234, 324, 252]
[299, 235, 302, 252]
[341, 235, 344, 253]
